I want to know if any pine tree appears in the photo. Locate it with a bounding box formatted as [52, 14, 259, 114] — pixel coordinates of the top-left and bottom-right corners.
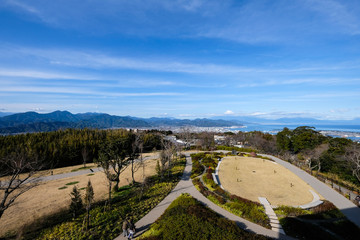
[155, 160, 161, 177]
[84, 180, 94, 230]
[69, 185, 83, 218]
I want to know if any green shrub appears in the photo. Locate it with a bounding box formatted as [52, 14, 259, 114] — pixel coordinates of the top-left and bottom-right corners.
[280, 217, 337, 240]
[140, 194, 269, 240]
[217, 146, 258, 153]
[276, 200, 360, 239]
[274, 205, 310, 217]
[202, 175, 217, 190]
[65, 181, 80, 186]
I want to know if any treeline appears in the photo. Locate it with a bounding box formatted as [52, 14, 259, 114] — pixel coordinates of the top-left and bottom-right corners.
[234, 126, 359, 186]
[0, 129, 163, 171]
[276, 126, 358, 184]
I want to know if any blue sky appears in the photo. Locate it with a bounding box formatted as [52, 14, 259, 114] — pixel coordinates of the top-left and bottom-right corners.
[0, 0, 360, 120]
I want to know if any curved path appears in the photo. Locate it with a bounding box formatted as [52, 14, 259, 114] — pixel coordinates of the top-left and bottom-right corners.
[115, 154, 292, 240]
[261, 154, 360, 228]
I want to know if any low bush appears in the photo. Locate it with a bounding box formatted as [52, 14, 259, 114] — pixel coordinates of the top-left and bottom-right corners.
[140, 194, 270, 240]
[202, 154, 218, 169]
[190, 160, 204, 179]
[217, 146, 258, 153]
[280, 217, 337, 240]
[230, 194, 261, 206]
[276, 200, 360, 239]
[300, 200, 344, 220]
[224, 202, 269, 227]
[274, 206, 310, 218]
[202, 175, 217, 190]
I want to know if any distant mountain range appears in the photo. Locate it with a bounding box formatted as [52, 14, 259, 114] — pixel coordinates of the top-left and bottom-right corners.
[0, 111, 242, 134]
[211, 115, 360, 126]
[0, 111, 359, 134]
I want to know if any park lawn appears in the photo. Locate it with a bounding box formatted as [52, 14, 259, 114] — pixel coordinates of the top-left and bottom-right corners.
[219, 156, 321, 206]
[140, 193, 270, 240]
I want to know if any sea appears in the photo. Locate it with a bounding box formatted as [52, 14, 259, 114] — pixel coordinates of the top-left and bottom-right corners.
[227, 124, 360, 142]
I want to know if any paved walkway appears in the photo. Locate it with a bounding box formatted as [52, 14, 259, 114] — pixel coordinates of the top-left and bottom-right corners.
[261, 154, 360, 228]
[259, 197, 285, 235]
[115, 154, 292, 240]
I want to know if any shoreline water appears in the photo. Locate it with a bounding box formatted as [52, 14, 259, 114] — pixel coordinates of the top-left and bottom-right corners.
[154, 124, 360, 142]
[227, 124, 360, 142]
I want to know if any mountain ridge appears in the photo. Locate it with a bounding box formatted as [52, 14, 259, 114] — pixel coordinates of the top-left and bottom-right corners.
[0, 111, 242, 134]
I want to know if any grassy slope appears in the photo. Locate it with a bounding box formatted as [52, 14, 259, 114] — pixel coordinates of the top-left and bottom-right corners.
[11, 158, 186, 240]
[140, 194, 270, 240]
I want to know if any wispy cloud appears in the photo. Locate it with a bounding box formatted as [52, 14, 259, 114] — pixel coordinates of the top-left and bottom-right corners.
[3, 0, 360, 43]
[6, 46, 359, 76]
[0, 85, 184, 97]
[4, 0, 40, 14]
[0, 69, 97, 80]
[303, 0, 360, 35]
[237, 78, 360, 88]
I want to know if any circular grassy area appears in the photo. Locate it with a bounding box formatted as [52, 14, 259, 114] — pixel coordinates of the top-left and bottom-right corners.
[218, 156, 320, 206]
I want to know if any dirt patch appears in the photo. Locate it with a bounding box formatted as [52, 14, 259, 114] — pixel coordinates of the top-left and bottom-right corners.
[0, 157, 158, 237]
[218, 156, 321, 206]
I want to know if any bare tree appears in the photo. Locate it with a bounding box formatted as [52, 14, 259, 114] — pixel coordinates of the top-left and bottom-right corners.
[160, 139, 173, 179]
[345, 143, 360, 182]
[198, 132, 215, 150]
[0, 150, 44, 219]
[303, 143, 329, 172]
[129, 133, 143, 184]
[179, 126, 192, 150]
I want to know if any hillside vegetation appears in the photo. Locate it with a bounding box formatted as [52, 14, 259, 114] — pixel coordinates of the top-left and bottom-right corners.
[140, 193, 270, 240]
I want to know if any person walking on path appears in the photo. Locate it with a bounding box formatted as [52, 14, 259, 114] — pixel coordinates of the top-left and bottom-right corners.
[122, 219, 129, 237]
[127, 219, 136, 239]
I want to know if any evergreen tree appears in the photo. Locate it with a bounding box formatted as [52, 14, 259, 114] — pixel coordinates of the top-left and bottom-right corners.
[84, 180, 94, 230]
[69, 185, 83, 218]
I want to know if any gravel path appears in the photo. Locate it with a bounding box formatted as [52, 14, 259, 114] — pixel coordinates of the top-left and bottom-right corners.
[114, 153, 292, 240]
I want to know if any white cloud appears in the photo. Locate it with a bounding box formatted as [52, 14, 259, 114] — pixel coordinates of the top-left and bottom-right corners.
[224, 110, 234, 115]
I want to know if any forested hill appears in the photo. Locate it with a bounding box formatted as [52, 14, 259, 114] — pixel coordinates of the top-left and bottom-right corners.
[0, 111, 241, 134]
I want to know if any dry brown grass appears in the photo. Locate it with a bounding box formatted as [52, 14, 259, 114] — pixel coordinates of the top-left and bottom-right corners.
[0, 157, 158, 237]
[218, 156, 322, 206]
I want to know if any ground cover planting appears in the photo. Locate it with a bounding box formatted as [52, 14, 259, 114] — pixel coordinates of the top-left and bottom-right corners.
[139, 193, 270, 240]
[274, 201, 360, 239]
[191, 152, 270, 228]
[15, 157, 186, 240]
